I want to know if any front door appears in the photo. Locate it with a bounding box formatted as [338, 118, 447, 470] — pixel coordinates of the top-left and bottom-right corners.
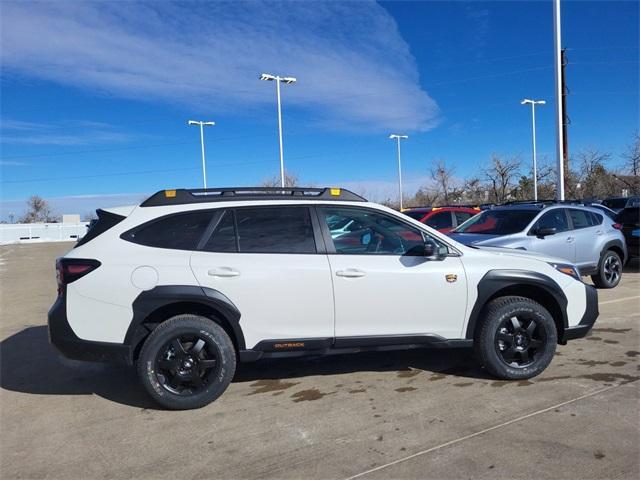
[528, 209, 576, 263]
[190, 206, 334, 349]
[318, 206, 467, 340]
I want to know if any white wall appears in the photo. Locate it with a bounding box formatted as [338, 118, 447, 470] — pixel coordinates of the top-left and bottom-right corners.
[0, 222, 88, 245]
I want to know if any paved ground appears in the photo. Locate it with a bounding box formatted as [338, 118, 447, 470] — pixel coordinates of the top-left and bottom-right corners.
[1, 242, 639, 479]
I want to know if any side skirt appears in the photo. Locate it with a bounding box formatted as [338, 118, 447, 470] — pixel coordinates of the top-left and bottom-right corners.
[239, 335, 473, 362]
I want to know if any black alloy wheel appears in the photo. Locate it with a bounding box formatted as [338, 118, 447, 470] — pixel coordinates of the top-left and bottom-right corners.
[155, 334, 221, 396]
[495, 315, 545, 368]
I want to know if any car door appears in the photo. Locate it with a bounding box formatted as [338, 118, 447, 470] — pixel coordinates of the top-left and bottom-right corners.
[317, 206, 467, 340]
[528, 208, 575, 262]
[568, 208, 601, 271]
[190, 206, 334, 349]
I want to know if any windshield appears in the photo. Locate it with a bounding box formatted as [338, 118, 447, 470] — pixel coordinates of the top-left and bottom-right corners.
[454, 209, 538, 235]
[602, 198, 628, 209]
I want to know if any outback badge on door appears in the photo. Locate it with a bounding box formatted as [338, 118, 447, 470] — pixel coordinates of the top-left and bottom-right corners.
[445, 274, 458, 283]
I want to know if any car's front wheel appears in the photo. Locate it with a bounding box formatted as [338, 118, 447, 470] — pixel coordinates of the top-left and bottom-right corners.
[591, 249, 622, 289]
[137, 314, 236, 410]
[475, 296, 557, 380]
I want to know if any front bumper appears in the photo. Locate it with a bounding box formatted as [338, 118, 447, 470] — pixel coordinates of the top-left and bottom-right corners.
[48, 292, 132, 365]
[561, 284, 599, 342]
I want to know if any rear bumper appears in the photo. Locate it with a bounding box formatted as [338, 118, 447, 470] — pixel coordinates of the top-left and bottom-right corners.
[48, 292, 132, 365]
[561, 284, 599, 342]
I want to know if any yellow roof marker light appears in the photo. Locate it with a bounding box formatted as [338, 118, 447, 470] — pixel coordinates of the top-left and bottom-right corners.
[431, 207, 443, 211]
[330, 188, 341, 196]
[165, 190, 177, 198]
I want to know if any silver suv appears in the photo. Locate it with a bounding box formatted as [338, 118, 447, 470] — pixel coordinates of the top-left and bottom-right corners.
[449, 203, 627, 288]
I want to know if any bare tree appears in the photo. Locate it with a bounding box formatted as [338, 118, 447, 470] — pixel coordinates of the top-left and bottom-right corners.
[430, 159, 456, 203]
[260, 171, 299, 188]
[408, 186, 439, 207]
[483, 154, 521, 204]
[572, 148, 615, 199]
[622, 132, 640, 177]
[20, 195, 55, 223]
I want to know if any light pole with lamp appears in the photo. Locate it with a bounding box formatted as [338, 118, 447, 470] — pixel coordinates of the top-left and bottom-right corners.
[188, 120, 215, 188]
[520, 99, 546, 201]
[260, 73, 297, 188]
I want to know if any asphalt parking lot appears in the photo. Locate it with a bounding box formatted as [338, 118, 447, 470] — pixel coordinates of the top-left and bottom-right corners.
[1, 242, 639, 479]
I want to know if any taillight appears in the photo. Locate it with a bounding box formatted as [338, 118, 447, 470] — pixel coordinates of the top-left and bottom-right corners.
[56, 258, 101, 295]
[612, 223, 623, 230]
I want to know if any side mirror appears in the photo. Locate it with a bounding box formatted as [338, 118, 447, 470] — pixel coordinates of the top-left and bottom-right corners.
[536, 227, 557, 238]
[405, 242, 437, 257]
[423, 241, 437, 257]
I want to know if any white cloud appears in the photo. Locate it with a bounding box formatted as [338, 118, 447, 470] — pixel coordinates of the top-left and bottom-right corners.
[0, 1, 439, 132]
[1, 118, 135, 146]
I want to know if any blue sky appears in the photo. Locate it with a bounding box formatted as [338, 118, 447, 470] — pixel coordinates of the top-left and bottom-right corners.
[1, 0, 638, 219]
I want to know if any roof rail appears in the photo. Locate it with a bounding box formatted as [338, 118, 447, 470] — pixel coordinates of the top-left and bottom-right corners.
[140, 187, 367, 207]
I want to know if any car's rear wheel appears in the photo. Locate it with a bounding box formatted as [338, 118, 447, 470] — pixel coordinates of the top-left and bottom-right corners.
[591, 250, 622, 289]
[137, 314, 236, 410]
[475, 296, 557, 380]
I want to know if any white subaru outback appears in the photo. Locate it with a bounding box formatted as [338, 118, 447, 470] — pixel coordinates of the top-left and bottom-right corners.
[49, 187, 598, 409]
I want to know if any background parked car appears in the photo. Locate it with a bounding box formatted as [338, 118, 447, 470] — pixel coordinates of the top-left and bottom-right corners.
[602, 196, 640, 213]
[402, 206, 480, 232]
[617, 206, 640, 259]
[448, 203, 627, 288]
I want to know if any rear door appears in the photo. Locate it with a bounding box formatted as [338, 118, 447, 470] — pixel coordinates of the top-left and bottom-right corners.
[529, 208, 576, 262]
[190, 206, 334, 349]
[568, 208, 602, 271]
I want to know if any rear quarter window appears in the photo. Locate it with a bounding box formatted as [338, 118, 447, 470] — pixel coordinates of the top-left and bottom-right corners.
[122, 210, 213, 250]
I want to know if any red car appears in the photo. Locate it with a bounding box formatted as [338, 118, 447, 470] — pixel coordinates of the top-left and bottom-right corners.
[402, 206, 480, 232]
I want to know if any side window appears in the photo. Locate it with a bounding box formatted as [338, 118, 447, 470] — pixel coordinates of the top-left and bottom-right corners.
[534, 209, 569, 233]
[568, 209, 591, 229]
[425, 211, 453, 230]
[454, 211, 473, 226]
[320, 207, 446, 255]
[588, 211, 603, 226]
[203, 210, 237, 252]
[235, 207, 316, 254]
[124, 211, 213, 250]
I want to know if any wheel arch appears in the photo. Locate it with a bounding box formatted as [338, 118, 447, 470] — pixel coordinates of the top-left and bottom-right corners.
[124, 285, 245, 360]
[600, 240, 625, 265]
[465, 270, 568, 343]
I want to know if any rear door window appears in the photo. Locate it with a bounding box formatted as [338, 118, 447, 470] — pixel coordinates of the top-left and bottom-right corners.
[425, 211, 453, 230]
[124, 211, 213, 250]
[568, 209, 592, 230]
[235, 207, 316, 254]
[203, 210, 237, 252]
[454, 211, 474, 226]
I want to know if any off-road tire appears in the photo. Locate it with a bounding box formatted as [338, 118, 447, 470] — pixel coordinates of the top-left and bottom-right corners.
[137, 314, 236, 410]
[475, 296, 557, 380]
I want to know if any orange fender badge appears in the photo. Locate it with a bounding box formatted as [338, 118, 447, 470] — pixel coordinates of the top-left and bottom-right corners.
[445, 274, 458, 283]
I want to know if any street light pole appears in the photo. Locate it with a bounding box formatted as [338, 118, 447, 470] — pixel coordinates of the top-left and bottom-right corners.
[553, 0, 565, 200]
[188, 120, 215, 188]
[521, 99, 546, 201]
[260, 73, 297, 188]
[389, 134, 408, 210]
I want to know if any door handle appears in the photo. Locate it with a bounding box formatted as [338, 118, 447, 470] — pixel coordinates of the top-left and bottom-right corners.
[336, 269, 366, 278]
[596, 230, 604, 235]
[566, 236, 575, 243]
[207, 267, 240, 277]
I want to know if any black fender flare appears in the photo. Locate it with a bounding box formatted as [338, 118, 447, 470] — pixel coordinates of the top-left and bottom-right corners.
[124, 285, 245, 351]
[464, 270, 568, 339]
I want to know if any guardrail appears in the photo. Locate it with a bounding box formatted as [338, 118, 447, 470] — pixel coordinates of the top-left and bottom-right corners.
[0, 223, 88, 245]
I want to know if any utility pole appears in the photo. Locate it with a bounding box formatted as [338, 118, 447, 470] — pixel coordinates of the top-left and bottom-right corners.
[521, 99, 546, 201]
[188, 120, 215, 188]
[389, 134, 408, 210]
[561, 48, 570, 191]
[260, 73, 297, 188]
[553, 0, 565, 200]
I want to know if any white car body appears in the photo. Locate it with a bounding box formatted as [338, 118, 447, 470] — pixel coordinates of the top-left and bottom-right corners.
[49, 188, 597, 368]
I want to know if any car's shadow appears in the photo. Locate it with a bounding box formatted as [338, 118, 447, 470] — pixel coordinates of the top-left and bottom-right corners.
[1, 326, 486, 409]
[623, 257, 640, 273]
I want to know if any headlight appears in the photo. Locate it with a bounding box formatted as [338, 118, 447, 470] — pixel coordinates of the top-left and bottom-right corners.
[548, 262, 581, 281]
